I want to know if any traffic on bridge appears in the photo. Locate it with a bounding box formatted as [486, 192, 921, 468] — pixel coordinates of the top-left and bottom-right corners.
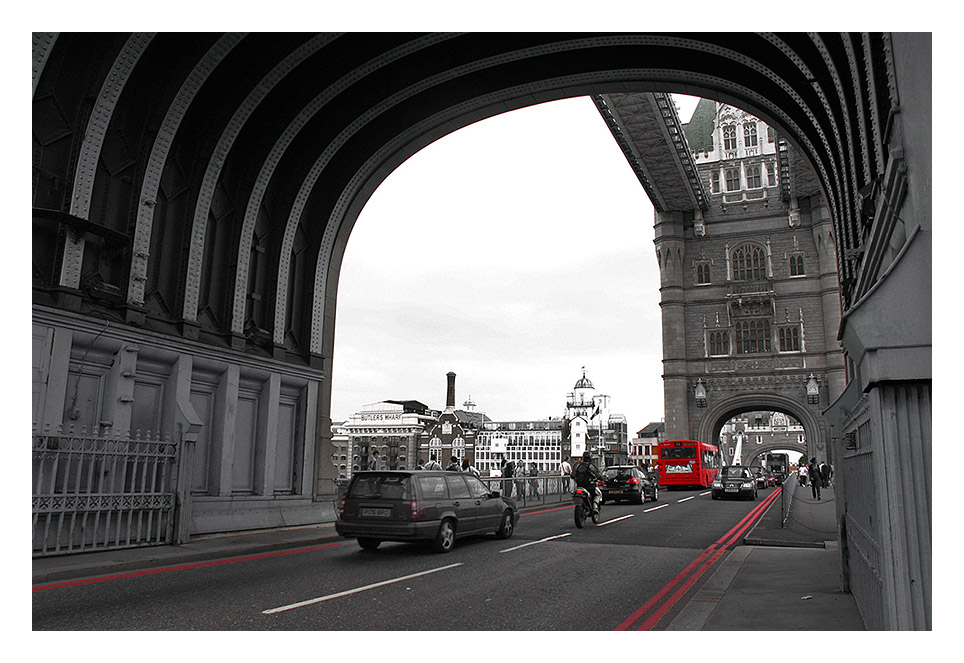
[33, 479, 858, 631]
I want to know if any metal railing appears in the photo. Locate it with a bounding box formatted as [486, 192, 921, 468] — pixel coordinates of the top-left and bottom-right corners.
[480, 475, 572, 508]
[32, 426, 180, 557]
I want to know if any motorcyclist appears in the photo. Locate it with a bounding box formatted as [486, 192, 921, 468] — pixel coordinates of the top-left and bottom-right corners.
[571, 451, 602, 515]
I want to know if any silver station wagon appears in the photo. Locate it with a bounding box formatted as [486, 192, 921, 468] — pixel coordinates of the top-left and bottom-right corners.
[335, 470, 519, 553]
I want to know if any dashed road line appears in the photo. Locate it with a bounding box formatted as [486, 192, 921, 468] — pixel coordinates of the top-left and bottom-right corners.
[499, 533, 571, 553]
[644, 504, 669, 513]
[262, 563, 464, 614]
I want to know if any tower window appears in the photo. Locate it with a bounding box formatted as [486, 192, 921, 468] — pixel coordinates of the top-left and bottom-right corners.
[732, 244, 767, 281]
[725, 169, 740, 191]
[736, 318, 771, 354]
[723, 125, 737, 150]
[709, 330, 728, 356]
[789, 254, 805, 276]
[696, 263, 711, 284]
[744, 123, 758, 147]
[778, 325, 801, 352]
[746, 164, 762, 188]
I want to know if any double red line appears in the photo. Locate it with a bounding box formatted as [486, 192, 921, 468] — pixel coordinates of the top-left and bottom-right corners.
[614, 487, 782, 631]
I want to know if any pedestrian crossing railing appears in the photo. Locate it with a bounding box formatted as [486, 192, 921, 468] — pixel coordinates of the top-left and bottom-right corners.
[32, 425, 180, 557]
[480, 476, 572, 507]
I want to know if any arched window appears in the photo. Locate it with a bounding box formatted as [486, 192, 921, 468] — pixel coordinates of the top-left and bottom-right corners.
[746, 164, 762, 188]
[731, 244, 768, 281]
[744, 122, 758, 147]
[696, 262, 711, 284]
[723, 125, 737, 150]
[709, 330, 728, 356]
[789, 254, 805, 276]
[736, 319, 771, 353]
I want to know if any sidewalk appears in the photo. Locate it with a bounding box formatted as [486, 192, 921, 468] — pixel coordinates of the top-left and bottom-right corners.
[666, 483, 866, 630]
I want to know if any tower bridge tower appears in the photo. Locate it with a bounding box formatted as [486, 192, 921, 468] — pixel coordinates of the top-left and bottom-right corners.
[596, 94, 846, 462]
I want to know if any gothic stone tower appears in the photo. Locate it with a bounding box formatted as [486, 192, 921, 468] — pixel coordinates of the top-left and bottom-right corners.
[598, 94, 846, 462]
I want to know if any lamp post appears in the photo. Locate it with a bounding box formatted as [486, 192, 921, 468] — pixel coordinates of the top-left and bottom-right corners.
[806, 374, 819, 404]
[695, 379, 708, 408]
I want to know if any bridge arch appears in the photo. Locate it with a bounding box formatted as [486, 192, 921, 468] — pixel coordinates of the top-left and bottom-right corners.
[697, 391, 824, 464]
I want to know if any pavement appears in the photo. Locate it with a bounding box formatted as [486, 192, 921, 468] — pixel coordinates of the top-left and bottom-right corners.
[32, 482, 865, 630]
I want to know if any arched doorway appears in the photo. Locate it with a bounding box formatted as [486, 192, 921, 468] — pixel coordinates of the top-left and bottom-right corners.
[699, 392, 826, 465]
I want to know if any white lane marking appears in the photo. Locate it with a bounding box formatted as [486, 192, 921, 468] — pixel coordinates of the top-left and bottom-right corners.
[677, 496, 696, 503]
[500, 533, 571, 553]
[700, 491, 711, 496]
[595, 514, 635, 526]
[644, 504, 669, 513]
[262, 563, 463, 614]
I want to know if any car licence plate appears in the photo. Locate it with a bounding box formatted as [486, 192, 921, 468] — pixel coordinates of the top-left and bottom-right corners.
[610, 490, 623, 494]
[361, 507, 392, 517]
[725, 487, 738, 492]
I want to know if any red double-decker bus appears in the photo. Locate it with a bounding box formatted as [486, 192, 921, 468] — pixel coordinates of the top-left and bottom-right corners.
[657, 439, 721, 488]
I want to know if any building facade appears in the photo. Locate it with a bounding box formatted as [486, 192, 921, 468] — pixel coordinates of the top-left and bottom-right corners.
[337, 400, 437, 476]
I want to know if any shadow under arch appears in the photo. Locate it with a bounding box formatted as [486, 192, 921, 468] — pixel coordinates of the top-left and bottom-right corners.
[697, 392, 823, 464]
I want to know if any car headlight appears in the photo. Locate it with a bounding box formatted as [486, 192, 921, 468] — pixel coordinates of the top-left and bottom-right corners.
[742, 482, 754, 488]
[712, 481, 722, 488]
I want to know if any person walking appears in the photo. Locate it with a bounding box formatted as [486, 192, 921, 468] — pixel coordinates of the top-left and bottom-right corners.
[819, 461, 830, 488]
[424, 454, 442, 471]
[528, 462, 540, 498]
[799, 462, 809, 486]
[461, 457, 481, 478]
[807, 457, 822, 500]
[501, 458, 514, 498]
[445, 455, 461, 472]
[559, 456, 573, 493]
[415, 458, 426, 470]
[368, 449, 380, 471]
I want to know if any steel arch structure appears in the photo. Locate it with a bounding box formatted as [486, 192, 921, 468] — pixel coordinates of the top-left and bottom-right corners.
[32, 33, 930, 629]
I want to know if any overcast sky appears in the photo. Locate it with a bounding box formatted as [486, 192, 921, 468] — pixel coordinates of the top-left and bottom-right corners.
[330, 94, 701, 434]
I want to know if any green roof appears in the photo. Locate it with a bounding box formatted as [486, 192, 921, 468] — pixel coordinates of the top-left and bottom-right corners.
[682, 98, 717, 153]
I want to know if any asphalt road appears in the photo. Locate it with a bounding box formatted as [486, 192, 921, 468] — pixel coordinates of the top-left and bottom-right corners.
[32, 486, 779, 630]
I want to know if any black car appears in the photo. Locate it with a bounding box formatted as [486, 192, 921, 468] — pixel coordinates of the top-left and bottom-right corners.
[711, 466, 758, 500]
[335, 471, 518, 553]
[753, 467, 769, 489]
[599, 466, 659, 504]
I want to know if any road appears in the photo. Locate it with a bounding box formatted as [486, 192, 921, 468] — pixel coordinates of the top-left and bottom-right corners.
[33, 486, 781, 630]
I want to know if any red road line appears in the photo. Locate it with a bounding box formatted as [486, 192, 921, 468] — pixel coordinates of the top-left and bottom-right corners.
[615, 488, 781, 631]
[32, 541, 344, 592]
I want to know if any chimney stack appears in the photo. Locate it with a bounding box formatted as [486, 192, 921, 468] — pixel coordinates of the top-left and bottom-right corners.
[446, 372, 456, 409]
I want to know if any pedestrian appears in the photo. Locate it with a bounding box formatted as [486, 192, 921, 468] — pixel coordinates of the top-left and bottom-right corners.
[799, 463, 809, 486]
[559, 456, 572, 492]
[415, 458, 426, 470]
[461, 457, 481, 477]
[807, 457, 822, 500]
[501, 458, 514, 498]
[445, 455, 461, 472]
[514, 462, 527, 500]
[368, 448, 379, 471]
[819, 461, 830, 488]
[528, 462, 540, 498]
[424, 454, 442, 471]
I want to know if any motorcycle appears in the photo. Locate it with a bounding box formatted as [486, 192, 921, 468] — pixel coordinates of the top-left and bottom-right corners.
[572, 484, 602, 528]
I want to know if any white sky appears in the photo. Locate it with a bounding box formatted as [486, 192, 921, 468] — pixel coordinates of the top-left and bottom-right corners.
[331, 94, 701, 435]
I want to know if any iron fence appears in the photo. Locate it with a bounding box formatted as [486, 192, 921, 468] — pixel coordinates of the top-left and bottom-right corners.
[480, 475, 572, 507]
[32, 426, 180, 557]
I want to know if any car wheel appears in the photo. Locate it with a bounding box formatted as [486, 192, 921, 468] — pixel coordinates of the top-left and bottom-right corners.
[358, 537, 380, 551]
[432, 519, 456, 553]
[495, 510, 515, 539]
[634, 492, 644, 505]
[651, 487, 659, 502]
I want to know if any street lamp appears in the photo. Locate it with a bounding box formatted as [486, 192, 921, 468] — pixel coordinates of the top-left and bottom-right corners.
[695, 379, 707, 408]
[806, 374, 819, 404]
